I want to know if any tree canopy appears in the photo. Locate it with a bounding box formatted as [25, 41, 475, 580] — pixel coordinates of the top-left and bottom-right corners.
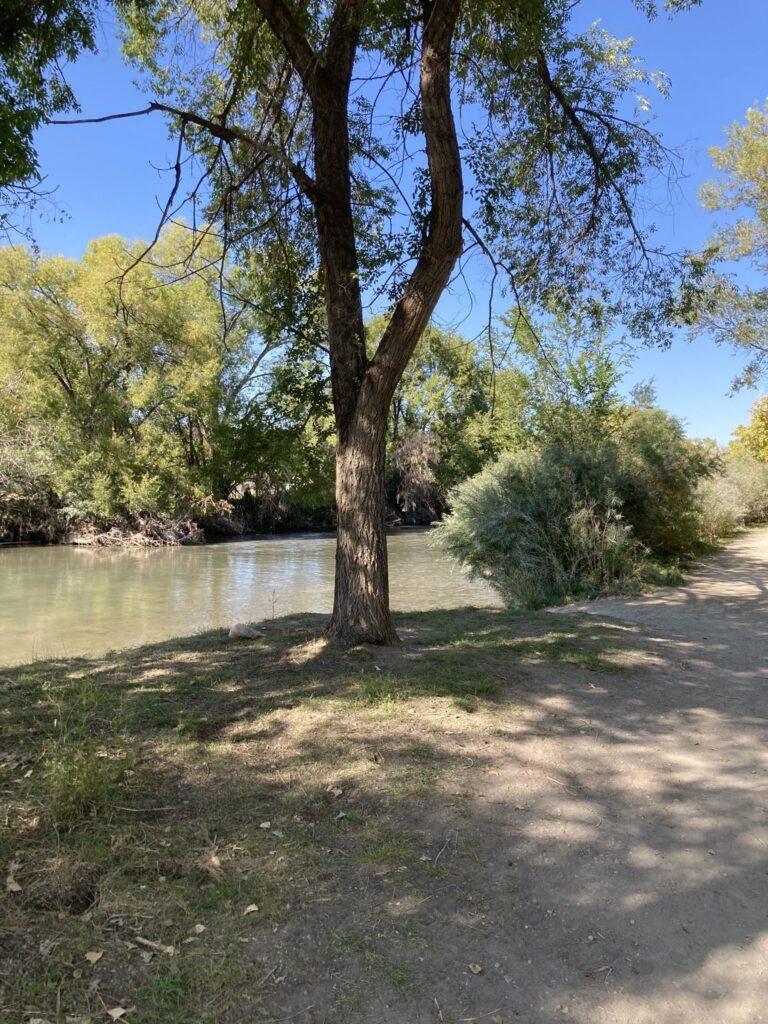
[0, 226, 332, 528]
[2, 0, 705, 641]
[682, 102, 768, 386]
[0, 0, 99, 239]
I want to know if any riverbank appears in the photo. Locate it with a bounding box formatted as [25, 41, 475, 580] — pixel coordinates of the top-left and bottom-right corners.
[3, 531, 767, 1024]
[0, 530, 498, 667]
[0, 498, 248, 548]
[0, 606, 632, 1024]
[0, 495, 427, 549]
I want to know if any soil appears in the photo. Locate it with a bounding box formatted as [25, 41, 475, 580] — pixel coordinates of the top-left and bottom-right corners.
[2, 529, 767, 1024]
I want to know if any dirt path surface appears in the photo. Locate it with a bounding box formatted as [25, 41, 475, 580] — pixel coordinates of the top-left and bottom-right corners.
[508, 528, 768, 1023]
[4, 531, 767, 1024]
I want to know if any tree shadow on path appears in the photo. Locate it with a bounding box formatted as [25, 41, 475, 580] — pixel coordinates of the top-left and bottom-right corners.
[3, 542, 767, 1023]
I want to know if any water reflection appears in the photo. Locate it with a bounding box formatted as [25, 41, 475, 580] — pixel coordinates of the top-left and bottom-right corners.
[0, 529, 500, 665]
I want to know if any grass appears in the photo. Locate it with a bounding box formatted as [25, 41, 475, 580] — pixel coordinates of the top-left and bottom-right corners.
[0, 606, 635, 1023]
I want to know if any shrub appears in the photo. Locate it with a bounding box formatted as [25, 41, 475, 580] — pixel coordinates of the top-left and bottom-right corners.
[613, 408, 716, 554]
[696, 448, 768, 541]
[723, 450, 768, 523]
[696, 473, 746, 542]
[435, 448, 645, 608]
[436, 406, 727, 609]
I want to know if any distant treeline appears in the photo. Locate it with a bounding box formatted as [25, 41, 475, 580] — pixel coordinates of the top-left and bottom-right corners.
[0, 229, 514, 544]
[2, 228, 767, 552]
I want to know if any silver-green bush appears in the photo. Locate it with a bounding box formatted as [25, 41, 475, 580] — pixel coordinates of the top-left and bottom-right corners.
[435, 449, 645, 608]
[697, 449, 768, 541]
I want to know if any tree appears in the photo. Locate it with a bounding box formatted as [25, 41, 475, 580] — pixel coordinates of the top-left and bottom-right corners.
[501, 301, 627, 450]
[682, 103, 768, 387]
[733, 396, 768, 461]
[377, 320, 503, 516]
[0, 1, 98, 240]
[42, 0, 695, 642]
[0, 227, 326, 522]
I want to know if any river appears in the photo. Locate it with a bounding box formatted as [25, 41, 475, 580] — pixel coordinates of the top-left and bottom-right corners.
[0, 529, 500, 666]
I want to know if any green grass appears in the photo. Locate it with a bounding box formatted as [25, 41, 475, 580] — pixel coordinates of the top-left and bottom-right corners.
[0, 605, 637, 1022]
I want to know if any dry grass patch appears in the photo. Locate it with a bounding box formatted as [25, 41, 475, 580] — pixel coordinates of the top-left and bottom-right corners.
[0, 607, 637, 1023]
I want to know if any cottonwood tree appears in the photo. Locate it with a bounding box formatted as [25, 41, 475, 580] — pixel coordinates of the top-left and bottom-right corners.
[42, 0, 698, 642]
[0, 0, 99, 241]
[0, 227, 328, 518]
[681, 102, 768, 388]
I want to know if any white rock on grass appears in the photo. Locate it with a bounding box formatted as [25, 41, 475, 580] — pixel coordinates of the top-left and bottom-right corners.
[228, 623, 263, 640]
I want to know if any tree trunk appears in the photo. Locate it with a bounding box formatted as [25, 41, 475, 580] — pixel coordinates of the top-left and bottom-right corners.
[326, 399, 398, 645]
[319, 0, 462, 645]
[255, 0, 463, 645]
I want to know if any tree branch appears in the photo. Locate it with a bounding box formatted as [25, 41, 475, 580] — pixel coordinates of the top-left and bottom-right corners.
[253, 0, 318, 92]
[50, 102, 317, 201]
[325, 0, 363, 77]
[535, 49, 648, 257]
[369, 0, 464, 398]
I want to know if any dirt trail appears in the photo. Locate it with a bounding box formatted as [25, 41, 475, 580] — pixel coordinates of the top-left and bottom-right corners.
[316, 528, 768, 1024]
[5, 531, 767, 1024]
[481, 528, 768, 1023]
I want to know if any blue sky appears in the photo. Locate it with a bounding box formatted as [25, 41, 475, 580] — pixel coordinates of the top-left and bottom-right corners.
[29, 1, 768, 443]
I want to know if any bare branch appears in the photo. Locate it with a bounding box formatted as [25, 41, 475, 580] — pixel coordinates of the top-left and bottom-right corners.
[50, 102, 317, 201]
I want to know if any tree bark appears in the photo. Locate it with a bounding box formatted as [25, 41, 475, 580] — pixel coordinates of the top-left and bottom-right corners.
[323, 0, 463, 644]
[328, 396, 397, 644]
[254, 0, 463, 645]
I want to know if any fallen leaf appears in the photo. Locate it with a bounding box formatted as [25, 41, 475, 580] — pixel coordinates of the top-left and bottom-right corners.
[107, 1008, 129, 1020]
[243, 903, 259, 916]
[335, 811, 346, 820]
[134, 936, 174, 957]
[198, 850, 222, 880]
[259, 821, 271, 829]
[29, 1018, 53, 1024]
[326, 786, 343, 798]
[468, 962, 483, 974]
[84, 950, 103, 965]
[193, 923, 206, 934]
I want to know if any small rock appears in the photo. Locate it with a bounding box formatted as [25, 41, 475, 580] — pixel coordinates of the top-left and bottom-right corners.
[228, 623, 263, 640]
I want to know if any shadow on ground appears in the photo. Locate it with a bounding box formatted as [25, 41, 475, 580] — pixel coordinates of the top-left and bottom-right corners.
[2, 589, 767, 1023]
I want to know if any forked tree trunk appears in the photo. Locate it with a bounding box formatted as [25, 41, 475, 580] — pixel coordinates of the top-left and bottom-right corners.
[256, 0, 463, 645]
[327, 408, 397, 644]
[320, 0, 462, 645]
